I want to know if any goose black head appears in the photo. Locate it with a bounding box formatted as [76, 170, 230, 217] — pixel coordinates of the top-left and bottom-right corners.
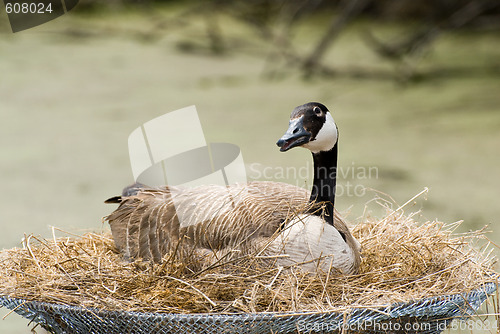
[276, 102, 338, 153]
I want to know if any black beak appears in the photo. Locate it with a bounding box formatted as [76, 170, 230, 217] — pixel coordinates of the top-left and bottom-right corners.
[276, 117, 311, 152]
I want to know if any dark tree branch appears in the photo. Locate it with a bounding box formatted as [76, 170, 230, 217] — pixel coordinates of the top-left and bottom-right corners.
[364, 0, 498, 61]
[301, 0, 371, 77]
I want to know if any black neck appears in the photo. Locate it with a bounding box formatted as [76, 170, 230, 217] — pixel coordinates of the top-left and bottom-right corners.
[308, 144, 338, 225]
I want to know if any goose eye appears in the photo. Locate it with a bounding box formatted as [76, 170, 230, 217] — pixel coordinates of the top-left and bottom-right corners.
[313, 106, 322, 116]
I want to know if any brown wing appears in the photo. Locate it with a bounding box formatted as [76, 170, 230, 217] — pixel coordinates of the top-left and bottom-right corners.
[106, 181, 309, 261]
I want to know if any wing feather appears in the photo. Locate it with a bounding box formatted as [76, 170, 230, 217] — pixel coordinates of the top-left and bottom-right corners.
[138, 203, 153, 260]
[148, 203, 162, 262]
[126, 200, 148, 260]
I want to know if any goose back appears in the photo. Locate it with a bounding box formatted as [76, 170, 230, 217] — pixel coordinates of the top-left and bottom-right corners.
[108, 181, 302, 261]
[106, 181, 356, 269]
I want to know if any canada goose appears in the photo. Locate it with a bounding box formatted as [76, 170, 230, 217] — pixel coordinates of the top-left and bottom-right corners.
[105, 102, 361, 275]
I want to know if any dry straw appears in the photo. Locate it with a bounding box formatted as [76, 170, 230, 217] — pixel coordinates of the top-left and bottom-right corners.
[0, 191, 498, 315]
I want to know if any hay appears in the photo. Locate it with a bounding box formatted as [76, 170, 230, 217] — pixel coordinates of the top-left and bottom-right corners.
[0, 206, 498, 315]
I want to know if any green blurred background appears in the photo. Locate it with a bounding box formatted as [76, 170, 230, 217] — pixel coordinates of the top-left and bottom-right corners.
[1, 0, 499, 332]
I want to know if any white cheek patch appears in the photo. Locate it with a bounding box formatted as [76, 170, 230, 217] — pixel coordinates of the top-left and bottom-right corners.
[304, 112, 338, 153]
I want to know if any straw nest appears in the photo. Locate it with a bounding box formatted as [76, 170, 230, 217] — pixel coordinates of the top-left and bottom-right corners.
[0, 202, 498, 315]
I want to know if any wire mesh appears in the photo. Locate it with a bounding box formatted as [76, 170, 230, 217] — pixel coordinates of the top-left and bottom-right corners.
[0, 282, 496, 334]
